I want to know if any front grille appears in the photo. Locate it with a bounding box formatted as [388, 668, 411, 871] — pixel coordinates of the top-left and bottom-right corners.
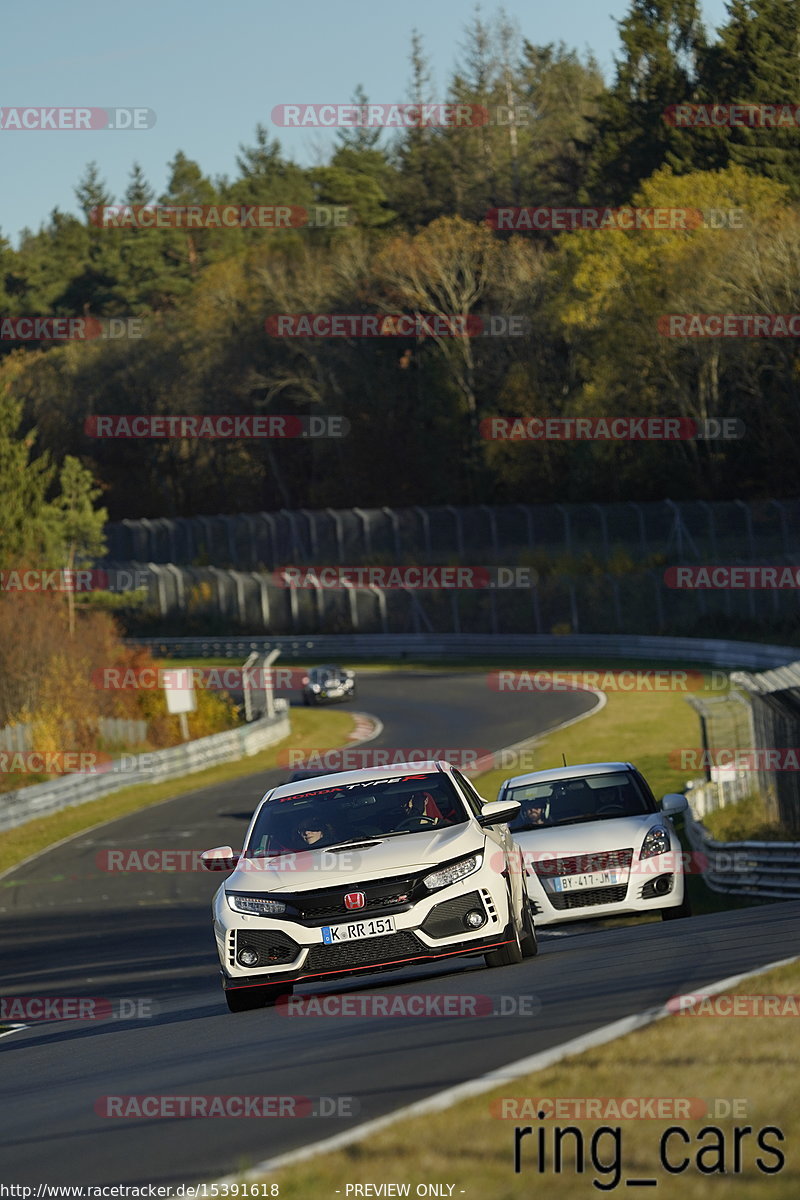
[421, 891, 484, 939]
[235, 929, 301, 965]
[278, 874, 420, 924]
[304, 931, 425, 973]
[532, 849, 634, 879]
[548, 884, 628, 911]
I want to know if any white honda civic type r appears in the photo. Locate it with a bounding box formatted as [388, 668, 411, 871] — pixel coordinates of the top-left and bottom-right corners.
[202, 760, 537, 1012]
[497, 762, 691, 927]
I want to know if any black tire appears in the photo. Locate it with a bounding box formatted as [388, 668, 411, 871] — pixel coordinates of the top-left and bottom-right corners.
[302, 693, 310, 707]
[662, 891, 692, 921]
[485, 910, 525, 968]
[521, 901, 538, 958]
[224, 983, 293, 1012]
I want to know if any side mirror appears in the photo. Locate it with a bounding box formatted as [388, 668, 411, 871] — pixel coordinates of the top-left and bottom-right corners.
[661, 793, 688, 815]
[479, 799, 521, 827]
[201, 846, 240, 871]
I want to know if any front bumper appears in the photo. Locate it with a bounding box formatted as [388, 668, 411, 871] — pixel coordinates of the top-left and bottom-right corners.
[214, 873, 514, 989]
[524, 850, 686, 926]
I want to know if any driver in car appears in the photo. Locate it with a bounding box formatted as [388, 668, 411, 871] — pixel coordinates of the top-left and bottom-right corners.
[521, 799, 548, 826]
[295, 816, 336, 847]
[396, 791, 440, 829]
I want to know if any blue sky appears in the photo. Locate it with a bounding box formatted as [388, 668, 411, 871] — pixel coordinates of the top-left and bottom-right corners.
[2, 0, 731, 246]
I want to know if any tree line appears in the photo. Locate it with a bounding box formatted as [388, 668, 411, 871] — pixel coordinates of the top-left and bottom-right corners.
[1, 1, 799, 521]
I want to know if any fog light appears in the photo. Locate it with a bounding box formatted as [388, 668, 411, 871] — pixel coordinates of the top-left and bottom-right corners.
[653, 875, 672, 896]
[464, 909, 486, 929]
[237, 946, 260, 967]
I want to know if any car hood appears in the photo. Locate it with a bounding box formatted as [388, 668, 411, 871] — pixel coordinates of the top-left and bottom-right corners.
[512, 813, 668, 856]
[228, 823, 484, 893]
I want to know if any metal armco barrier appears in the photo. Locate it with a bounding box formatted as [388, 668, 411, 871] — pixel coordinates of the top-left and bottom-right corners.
[684, 811, 800, 899]
[0, 704, 289, 835]
[125, 633, 800, 670]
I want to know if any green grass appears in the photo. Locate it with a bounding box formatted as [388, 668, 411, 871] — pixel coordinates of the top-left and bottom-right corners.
[0, 708, 355, 877]
[254, 958, 800, 1199]
[702, 793, 797, 843]
[474, 684, 698, 804]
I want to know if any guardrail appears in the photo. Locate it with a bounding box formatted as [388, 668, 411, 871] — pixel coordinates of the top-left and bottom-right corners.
[684, 776, 754, 819]
[126, 633, 799, 670]
[684, 811, 800, 899]
[0, 704, 290, 835]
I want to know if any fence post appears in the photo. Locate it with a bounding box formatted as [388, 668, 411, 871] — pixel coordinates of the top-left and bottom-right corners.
[382, 507, 402, 560]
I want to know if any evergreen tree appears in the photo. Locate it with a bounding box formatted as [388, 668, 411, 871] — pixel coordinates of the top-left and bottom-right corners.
[700, 0, 800, 195]
[587, 0, 708, 203]
[313, 88, 397, 228]
[390, 31, 453, 227]
[0, 379, 55, 568]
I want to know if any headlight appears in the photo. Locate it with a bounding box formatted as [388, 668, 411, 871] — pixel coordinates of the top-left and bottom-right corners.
[640, 826, 670, 859]
[423, 853, 482, 891]
[226, 891, 287, 916]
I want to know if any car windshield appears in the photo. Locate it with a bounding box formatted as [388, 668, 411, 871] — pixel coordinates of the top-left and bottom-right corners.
[506, 772, 656, 830]
[245, 772, 469, 855]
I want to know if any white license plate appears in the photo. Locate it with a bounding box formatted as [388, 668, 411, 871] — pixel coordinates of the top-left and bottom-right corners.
[551, 869, 623, 893]
[321, 916, 396, 943]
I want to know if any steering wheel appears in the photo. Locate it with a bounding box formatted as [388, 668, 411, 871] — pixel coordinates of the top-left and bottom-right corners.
[596, 804, 625, 814]
[394, 816, 437, 831]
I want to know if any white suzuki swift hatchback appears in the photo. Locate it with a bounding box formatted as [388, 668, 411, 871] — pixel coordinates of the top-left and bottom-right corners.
[203, 760, 536, 1011]
[498, 762, 691, 927]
